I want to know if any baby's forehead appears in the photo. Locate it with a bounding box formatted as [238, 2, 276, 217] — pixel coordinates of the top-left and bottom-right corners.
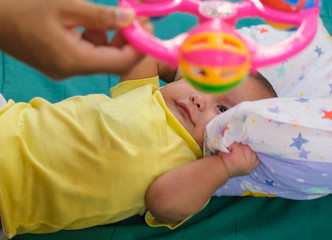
[213, 91, 237, 106]
[174, 77, 266, 101]
[213, 80, 267, 104]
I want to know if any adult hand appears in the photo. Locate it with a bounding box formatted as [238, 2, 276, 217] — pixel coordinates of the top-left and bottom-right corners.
[0, 0, 144, 79]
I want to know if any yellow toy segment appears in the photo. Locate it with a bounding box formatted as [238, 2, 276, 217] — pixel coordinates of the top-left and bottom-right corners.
[179, 61, 249, 85]
[182, 31, 249, 54]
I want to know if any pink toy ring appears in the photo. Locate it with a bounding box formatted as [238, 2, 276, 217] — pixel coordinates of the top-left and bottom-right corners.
[119, 0, 320, 92]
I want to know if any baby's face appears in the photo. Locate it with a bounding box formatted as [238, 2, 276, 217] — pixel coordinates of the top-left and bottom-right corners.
[160, 78, 270, 149]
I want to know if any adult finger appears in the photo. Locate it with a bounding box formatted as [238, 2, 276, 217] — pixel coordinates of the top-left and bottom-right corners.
[86, 45, 143, 74]
[64, 0, 136, 30]
[82, 29, 108, 46]
[59, 43, 144, 78]
[110, 20, 153, 48]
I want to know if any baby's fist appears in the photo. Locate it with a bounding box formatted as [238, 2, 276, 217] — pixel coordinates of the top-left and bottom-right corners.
[218, 143, 260, 178]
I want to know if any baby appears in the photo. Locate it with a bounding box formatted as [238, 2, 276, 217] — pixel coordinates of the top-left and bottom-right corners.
[0, 57, 276, 238]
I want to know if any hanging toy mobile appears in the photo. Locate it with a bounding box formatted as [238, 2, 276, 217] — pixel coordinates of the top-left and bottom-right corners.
[119, 0, 320, 92]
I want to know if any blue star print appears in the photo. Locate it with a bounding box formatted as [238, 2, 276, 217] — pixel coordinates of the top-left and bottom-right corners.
[219, 126, 224, 135]
[274, 121, 285, 127]
[268, 107, 280, 113]
[298, 148, 310, 159]
[290, 133, 308, 150]
[265, 179, 275, 186]
[299, 74, 305, 81]
[329, 84, 332, 95]
[276, 65, 286, 77]
[295, 97, 309, 103]
[314, 46, 323, 57]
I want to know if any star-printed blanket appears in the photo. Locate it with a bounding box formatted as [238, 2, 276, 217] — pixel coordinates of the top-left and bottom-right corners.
[204, 97, 332, 199]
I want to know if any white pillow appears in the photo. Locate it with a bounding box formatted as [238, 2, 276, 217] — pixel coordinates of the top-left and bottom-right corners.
[205, 97, 332, 199]
[239, 18, 332, 98]
[0, 93, 6, 108]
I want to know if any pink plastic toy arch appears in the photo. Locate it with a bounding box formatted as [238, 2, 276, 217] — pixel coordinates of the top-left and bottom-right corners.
[119, 0, 320, 70]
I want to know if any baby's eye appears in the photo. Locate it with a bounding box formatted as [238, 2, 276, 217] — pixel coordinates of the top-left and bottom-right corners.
[217, 106, 227, 113]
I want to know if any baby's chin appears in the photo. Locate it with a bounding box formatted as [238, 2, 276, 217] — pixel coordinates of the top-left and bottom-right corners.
[173, 114, 203, 149]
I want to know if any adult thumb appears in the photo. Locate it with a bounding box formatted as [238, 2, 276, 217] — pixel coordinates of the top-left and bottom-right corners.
[68, 1, 136, 30]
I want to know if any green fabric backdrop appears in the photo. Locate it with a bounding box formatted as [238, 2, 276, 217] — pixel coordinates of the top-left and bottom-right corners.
[1, 0, 331, 239]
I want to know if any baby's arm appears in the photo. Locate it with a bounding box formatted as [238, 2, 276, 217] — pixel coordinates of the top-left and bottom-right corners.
[145, 143, 259, 224]
[119, 55, 177, 83]
[119, 56, 158, 83]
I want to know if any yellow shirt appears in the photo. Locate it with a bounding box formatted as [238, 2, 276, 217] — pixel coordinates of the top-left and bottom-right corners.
[0, 77, 202, 238]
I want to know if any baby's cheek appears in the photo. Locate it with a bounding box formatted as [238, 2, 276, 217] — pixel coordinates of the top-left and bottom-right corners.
[194, 126, 206, 149]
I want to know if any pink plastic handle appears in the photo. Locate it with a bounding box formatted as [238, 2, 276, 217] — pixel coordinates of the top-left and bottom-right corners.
[249, 7, 319, 69]
[119, 0, 320, 70]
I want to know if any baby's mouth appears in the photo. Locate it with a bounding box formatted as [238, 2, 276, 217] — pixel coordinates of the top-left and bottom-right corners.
[176, 101, 195, 126]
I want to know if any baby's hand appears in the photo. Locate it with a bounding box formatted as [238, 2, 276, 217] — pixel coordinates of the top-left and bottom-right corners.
[218, 142, 260, 178]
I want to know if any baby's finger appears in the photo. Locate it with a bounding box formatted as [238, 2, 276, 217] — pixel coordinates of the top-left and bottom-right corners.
[253, 156, 260, 168]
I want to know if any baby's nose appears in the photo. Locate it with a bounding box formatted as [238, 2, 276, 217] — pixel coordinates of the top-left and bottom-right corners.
[191, 95, 205, 111]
